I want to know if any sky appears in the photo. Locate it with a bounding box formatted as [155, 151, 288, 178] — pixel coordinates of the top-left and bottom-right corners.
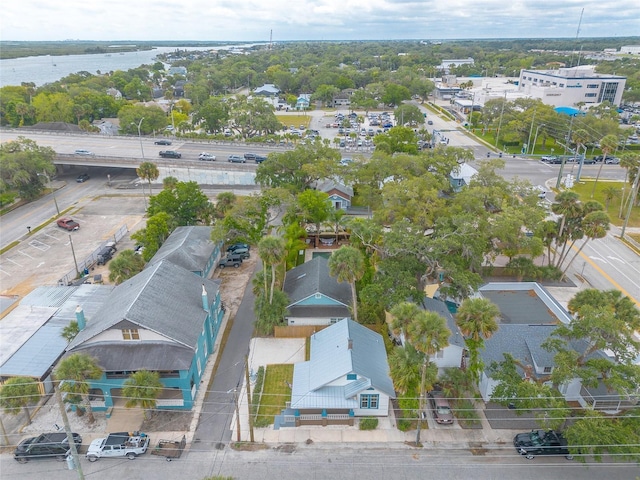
[2, 0, 639, 42]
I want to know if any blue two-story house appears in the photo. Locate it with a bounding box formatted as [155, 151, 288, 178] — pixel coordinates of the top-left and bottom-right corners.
[65, 260, 224, 411]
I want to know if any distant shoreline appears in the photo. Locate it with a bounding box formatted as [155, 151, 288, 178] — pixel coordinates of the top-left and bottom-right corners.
[0, 40, 249, 60]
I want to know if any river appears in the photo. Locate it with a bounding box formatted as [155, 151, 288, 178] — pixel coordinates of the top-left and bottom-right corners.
[0, 44, 264, 88]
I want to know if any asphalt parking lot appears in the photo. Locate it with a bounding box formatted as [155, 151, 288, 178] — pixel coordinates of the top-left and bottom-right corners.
[0, 196, 146, 295]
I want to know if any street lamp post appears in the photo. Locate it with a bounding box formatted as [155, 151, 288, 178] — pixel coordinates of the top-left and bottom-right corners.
[134, 117, 145, 159]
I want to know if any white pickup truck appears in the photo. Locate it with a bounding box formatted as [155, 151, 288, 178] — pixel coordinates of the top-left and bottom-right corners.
[86, 432, 150, 461]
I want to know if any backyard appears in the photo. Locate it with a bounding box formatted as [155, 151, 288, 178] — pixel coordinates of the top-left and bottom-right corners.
[254, 363, 294, 427]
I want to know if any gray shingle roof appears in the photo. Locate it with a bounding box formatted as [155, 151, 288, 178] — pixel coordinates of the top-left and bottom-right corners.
[147, 226, 216, 274]
[283, 256, 351, 307]
[68, 260, 220, 352]
[71, 342, 194, 371]
[420, 297, 464, 348]
[480, 324, 557, 371]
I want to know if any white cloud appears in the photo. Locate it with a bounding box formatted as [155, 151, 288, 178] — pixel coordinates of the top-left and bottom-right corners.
[1, 0, 639, 41]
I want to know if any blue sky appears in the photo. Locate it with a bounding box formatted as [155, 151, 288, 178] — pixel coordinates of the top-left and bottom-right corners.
[3, 0, 639, 41]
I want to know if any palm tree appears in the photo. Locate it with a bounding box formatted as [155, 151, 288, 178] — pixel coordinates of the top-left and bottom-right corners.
[591, 134, 619, 198]
[122, 370, 163, 420]
[328, 246, 365, 322]
[455, 297, 500, 382]
[258, 236, 286, 303]
[388, 344, 421, 394]
[108, 249, 145, 284]
[601, 186, 620, 211]
[61, 320, 80, 343]
[561, 210, 610, 275]
[550, 191, 582, 267]
[54, 353, 103, 423]
[137, 161, 160, 199]
[325, 208, 346, 244]
[0, 376, 41, 425]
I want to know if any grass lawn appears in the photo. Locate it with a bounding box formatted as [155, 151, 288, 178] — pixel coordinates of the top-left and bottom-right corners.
[566, 180, 640, 228]
[275, 114, 313, 129]
[255, 364, 294, 426]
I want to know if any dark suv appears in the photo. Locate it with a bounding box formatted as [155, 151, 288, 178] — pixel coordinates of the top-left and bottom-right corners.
[97, 244, 117, 265]
[514, 429, 573, 460]
[14, 432, 82, 463]
[231, 247, 250, 259]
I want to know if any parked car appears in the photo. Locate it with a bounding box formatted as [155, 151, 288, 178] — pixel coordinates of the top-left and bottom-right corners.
[228, 154, 246, 163]
[14, 432, 82, 463]
[76, 173, 90, 183]
[605, 156, 621, 164]
[154, 139, 172, 145]
[74, 149, 94, 156]
[198, 152, 216, 161]
[254, 154, 268, 164]
[230, 247, 250, 259]
[428, 390, 454, 425]
[159, 150, 181, 159]
[57, 217, 80, 231]
[227, 242, 250, 253]
[427, 120, 434, 125]
[218, 255, 242, 268]
[513, 429, 573, 460]
[87, 432, 149, 462]
[97, 244, 117, 265]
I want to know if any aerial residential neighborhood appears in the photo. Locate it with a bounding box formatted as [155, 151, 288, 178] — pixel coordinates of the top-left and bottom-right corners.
[1, 33, 639, 479]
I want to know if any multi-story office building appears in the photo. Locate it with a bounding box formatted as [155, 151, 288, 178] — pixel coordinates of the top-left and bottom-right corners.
[518, 65, 626, 107]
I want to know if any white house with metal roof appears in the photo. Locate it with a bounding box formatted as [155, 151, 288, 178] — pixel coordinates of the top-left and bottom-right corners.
[279, 319, 395, 427]
[283, 256, 352, 326]
[65, 260, 224, 411]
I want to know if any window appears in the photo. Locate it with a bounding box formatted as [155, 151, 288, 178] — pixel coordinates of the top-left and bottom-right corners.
[543, 366, 553, 373]
[347, 374, 357, 380]
[122, 329, 139, 340]
[587, 84, 598, 88]
[435, 350, 444, 359]
[360, 394, 379, 409]
[585, 93, 597, 98]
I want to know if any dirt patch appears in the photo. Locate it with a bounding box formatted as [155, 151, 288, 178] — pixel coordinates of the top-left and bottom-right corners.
[469, 441, 489, 455]
[230, 442, 270, 451]
[214, 254, 258, 318]
[140, 410, 193, 432]
[273, 443, 297, 454]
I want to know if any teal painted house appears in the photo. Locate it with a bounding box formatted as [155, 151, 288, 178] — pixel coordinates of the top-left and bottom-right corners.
[65, 260, 223, 411]
[283, 256, 352, 326]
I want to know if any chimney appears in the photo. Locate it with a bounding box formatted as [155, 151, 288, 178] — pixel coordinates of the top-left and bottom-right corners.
[75, 305, 86, 330]
[201, 284, 209, 311]
[347, 338, 353, 350]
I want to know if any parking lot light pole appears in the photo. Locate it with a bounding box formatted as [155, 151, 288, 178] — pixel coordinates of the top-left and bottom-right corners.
[39, 171, 60, 216]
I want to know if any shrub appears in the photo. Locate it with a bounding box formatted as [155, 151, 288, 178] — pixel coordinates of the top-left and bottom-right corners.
[359, 417, 378, 430]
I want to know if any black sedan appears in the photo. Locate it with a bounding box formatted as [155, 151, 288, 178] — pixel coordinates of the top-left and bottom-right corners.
[514, 429, 573, 460]
[154, 139, 172, 145]
[76, 173, 90, 183]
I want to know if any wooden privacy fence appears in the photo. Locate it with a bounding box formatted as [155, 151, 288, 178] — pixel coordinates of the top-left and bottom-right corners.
[273, 325, 329, 338]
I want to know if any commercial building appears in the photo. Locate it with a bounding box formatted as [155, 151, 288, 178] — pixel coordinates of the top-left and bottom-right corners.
[517, 66, 626, 107]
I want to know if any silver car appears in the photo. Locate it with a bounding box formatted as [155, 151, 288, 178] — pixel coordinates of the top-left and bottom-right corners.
[228, 155, 246, 163]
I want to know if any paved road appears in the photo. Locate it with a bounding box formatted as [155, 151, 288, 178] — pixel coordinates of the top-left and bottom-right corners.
[193, 259, 261, 449]
[1, 446, 636, 480]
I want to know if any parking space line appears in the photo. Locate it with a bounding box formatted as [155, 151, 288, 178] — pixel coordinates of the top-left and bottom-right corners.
[28, 239, 51, 251]
[5, 257, 23, 266]
[18, 250, 35, 259]
[0, 267, 11, 276]
[42, 232, 61, 241]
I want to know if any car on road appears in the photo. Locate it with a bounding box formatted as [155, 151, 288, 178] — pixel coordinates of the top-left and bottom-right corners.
[218, 255, 243, 268]
[74, 149, 94, 156]
[605, 156, 621, 164]
[228, 154, 246, 163]
[57, 217, 80, 231]
[154, 139, 172, 145]
[254, 154, 268, 163]
[198, 152, 216, 161]
[87, 432, 149, 462]
[14, 432, 82, 463]
[428, 390, 454, 425]
[244, 153, 257, 161]
[427, 120, 434, 125]
[76, 173, 90, 183]
[159, 150, 181, 158]
[513, 429, 573, 460]
[541, 155, 560, 164]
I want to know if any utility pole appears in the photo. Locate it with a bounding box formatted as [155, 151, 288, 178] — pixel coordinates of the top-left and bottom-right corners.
[244, 355, 255, 442]
[494, 91, 507, 148]
[68, 234, 80, 278]
[55, 384, 85, 479]
[233, 384, 241, 442]
[415, 360, 427, 445]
